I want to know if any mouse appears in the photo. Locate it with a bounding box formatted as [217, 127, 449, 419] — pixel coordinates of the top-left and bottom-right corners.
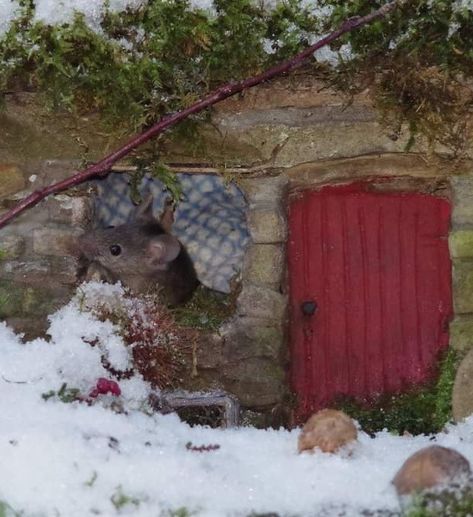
[77, 194, 199, 305]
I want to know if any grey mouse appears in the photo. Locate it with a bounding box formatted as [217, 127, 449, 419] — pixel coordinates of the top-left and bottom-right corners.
[77, 195, 199, 305]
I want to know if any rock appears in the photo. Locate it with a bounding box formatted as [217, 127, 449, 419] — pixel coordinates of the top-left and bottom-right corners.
[450, 230, 473, 258]
[452, 260, 473, 314]
[392, 445, 471, 496]
[247, 207, 286, 244]
[236, 284, 287, 321]
[453, 347, 473, 421]
[243, 244, 284, 288]
[297, 409, 358, 454]
[450, 316, 473, 353]
[0, 164, 26, 198]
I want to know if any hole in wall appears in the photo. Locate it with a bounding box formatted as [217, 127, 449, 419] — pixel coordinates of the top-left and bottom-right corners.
[93, 171, 250, 297]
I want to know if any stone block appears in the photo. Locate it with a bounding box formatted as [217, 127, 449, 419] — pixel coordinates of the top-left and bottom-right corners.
[9, 256, 78, 285]
[243, 244, 284, 287]
[195, 332, 224, 370]
[451, 176, 473, 226]
[450, 316, 473, 352]
[452, 261, 473, 314]
[236, 284, 287, 321]
[0, 234, 26, 259]
[240, 176, 287, 207]
[47, 195, 94, 227]
[220, 316, 284, 361]
[449, 230, 473, 258]
[0, 164, 26, 198]
[6, 316, 49, 341]
[453, 347, 473, 421]
[33, 226, 81, 256]
[0, 279, 70, 319]
[222, 358, 286, 407]
[247, 207, 286, 244]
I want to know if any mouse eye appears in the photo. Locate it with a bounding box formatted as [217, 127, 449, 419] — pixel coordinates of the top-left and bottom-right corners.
[109, 244, 122, 256]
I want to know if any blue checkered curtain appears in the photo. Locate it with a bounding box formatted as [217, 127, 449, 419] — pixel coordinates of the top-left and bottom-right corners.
[95, 172, 249, 293]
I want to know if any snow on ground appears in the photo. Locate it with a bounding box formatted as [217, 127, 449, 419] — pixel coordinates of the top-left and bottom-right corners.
[0, 0, 20, 36]
[1, 282, 473, 516]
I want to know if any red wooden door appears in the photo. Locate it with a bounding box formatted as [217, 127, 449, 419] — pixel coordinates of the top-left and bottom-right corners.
[287, 183, 452, 422]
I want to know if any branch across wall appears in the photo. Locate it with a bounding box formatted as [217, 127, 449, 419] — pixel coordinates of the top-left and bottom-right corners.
[0, 1, 400, 230]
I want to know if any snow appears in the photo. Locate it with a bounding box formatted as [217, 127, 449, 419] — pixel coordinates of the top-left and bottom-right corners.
[0, 282, 472, 516]
[32, 0, 146, 32]
[0, 0, 20, 36]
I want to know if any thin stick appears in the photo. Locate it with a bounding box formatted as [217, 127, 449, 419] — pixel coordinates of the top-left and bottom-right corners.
[0, 1, 399, 229]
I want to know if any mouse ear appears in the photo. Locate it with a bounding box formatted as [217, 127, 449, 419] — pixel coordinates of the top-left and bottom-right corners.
[145, 234, 181, 269]
[134, 193, 155, 222]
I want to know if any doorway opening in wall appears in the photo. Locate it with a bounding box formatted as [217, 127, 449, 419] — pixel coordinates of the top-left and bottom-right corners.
[287, 180, 453, 425]
[93, 170, 249, 330]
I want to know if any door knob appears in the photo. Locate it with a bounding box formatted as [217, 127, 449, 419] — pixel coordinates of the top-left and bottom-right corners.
[301, 300, 317, 316]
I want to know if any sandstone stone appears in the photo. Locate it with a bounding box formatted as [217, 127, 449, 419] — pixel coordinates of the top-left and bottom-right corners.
[240, 176, 288, 206]
[6, 316, 49, 341]
[0, 234, 26, 259]
[222, 121, 416, 169]
[195, 332, 224, 370]
[222, 358, 286, 407]
[0, 164, 26, 198]
[449, 230, 473, 258]
[236, 284, 287, 321]
[247, 207, 286, 243]
[0, 279, 70, 319]
[243, 244, 284, 287]
[453, 347, 473, 421]
[220, 316, 284, 361]
[450, 316, 473, 352]
[47, 195, 94, 227]
[451, 176, 473, 226]
[33, 226, 81, 256]
[10, 256, 78, 285]
[452, 261, 473, 314]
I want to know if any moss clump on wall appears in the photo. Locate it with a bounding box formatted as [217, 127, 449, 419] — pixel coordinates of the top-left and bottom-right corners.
[172, 285, 235, 331]
[335, 348, 459, 436]
[0, 1, 321, 135]
[326, 0, 473, 155]
[2, 1, 473, 156]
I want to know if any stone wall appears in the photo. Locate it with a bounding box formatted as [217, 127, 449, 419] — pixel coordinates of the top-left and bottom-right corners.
[3, 75, 473, 424]
[0, 161, 93, 338]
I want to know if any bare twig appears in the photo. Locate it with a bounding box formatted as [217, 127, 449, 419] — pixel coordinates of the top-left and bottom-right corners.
[0, 1, 399, 229]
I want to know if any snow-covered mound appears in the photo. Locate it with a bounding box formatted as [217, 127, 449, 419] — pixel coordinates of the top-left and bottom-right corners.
[1, 283, 473, 516]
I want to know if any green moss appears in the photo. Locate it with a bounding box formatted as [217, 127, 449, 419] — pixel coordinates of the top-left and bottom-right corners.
[172, 285, 235, 331]
[0, 501, 19, 517]
[334, 348, 459, 436]
[2, 2, 473, 158]
[405, 488, 473, 517]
